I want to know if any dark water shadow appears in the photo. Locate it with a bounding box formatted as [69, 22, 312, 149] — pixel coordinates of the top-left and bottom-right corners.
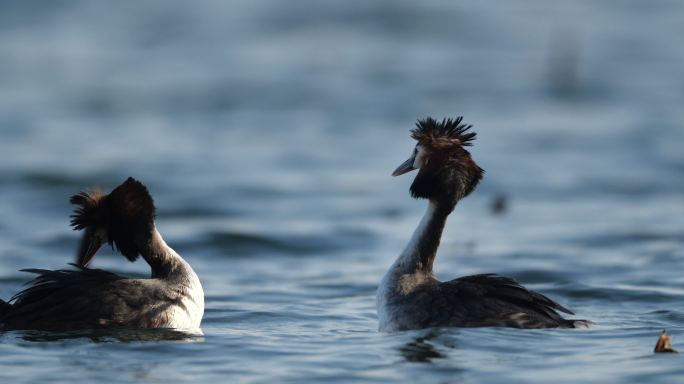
[0, 170, 121, 190]
[399, 329, 452, 363]
[568, 231, 684, 249]
[4, 327, 204, 343]
[181, 228, 376, 258]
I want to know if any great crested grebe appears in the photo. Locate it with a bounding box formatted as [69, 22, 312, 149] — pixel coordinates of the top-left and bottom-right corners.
[655, 330, 678, 353]
[377, 117, 587, 331]
[0, 177, 204, 332]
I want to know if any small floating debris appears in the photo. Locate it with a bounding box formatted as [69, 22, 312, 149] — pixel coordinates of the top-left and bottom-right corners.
[654, 330, 678, 353]
[489, 194, 508, 216]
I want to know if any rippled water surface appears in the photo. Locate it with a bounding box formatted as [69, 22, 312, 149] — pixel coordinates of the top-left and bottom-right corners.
[1, 1, 683, 383]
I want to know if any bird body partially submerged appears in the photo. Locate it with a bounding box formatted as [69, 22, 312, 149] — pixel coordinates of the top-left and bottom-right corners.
[0, 178, 204, 333]
[378, 117, 587, 331]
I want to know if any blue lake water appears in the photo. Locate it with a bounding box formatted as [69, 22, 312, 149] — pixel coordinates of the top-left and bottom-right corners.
[1, 1, 683, 383]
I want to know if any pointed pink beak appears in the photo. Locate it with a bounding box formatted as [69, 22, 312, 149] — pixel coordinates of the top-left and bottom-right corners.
[392, 156, 417, 176]
[76, 229, 104, 267]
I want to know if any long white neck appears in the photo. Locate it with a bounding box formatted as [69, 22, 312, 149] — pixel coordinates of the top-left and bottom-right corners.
[378, 201, 450, 296]
[142, 228, 191, 278]
[142, 227, 205, 331]
[393, 201, 449, 275]
[377, 201, 450, 330]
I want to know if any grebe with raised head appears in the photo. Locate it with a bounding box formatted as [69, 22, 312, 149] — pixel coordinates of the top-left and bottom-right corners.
[377, 117, 587, 331]
[0, 177, 204, 332]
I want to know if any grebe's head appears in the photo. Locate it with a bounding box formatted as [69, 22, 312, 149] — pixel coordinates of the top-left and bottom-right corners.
[392, 117, 484, 206]
[70, 177, 156, 267]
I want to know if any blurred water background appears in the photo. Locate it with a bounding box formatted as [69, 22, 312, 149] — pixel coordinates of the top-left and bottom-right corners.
[0, 1, 683, 383]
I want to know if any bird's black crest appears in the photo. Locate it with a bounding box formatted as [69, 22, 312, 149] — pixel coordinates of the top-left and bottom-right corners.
[69, 177, 156, 262]
[406, 117, 484, 206]
[69, 190, 106, 231]
[107, 177, 156, 225]
[106, 177, 156, 261]
[411, 117, 477, 148]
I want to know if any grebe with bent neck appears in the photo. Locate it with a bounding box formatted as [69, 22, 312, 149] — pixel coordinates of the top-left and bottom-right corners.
[0, 177, 204, 333]
[377, 117, 587, 331]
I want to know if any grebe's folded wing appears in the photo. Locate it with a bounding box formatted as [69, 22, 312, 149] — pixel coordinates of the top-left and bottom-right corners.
[1, 266, 172, 330]
[448, 274, 573, 314]
[422, 274, 576, 328]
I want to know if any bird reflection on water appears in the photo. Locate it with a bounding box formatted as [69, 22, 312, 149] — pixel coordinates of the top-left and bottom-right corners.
[10, 328, 204, 343]
[399, 330, 451, 363]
